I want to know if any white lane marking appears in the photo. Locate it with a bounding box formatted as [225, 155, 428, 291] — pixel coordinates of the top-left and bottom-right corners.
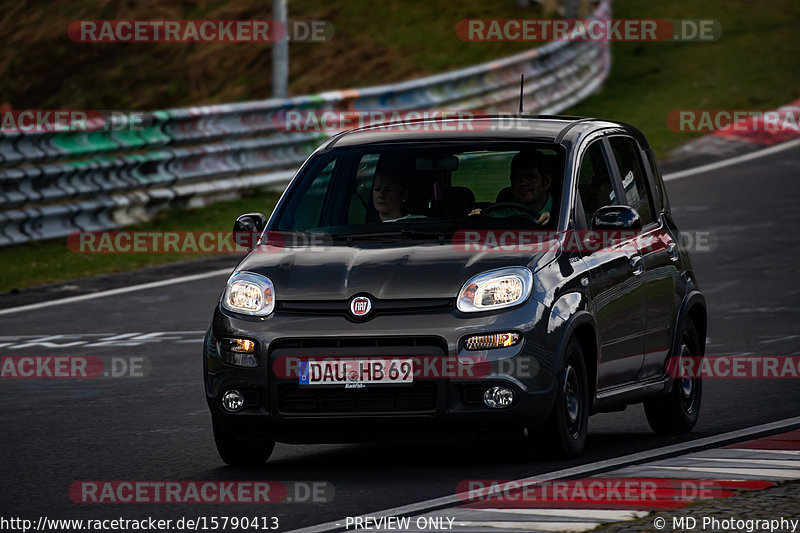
[663, 137, 800, 181]
[0, 331, 207, 349]
[470, 509, 649, 520]
[0, 268, 231, 317]
[454, 520, 602, 531]
[731, 449, 800, 456]
[285, 416, 800, 533]
[0, 335, 66, 340]
[699, 280, 740, 296]
[649, 466, 800, 479]
[760, 335, 800, 344]
[689, 457, 800, 468]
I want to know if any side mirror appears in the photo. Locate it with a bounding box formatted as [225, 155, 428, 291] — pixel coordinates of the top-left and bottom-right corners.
[592, 205, 642, 230]
[233, 213, 266, 249]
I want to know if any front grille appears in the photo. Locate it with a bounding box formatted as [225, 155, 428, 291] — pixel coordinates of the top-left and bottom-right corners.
[278, 298, 452, 318]
[277, 382, 437, 413]
[270, 336, 447, 351]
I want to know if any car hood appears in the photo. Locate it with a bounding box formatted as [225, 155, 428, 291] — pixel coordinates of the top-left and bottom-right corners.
[234, 240, 559, 300]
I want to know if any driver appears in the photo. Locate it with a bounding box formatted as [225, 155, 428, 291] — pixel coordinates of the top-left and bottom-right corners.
[471, 151, 553, 225]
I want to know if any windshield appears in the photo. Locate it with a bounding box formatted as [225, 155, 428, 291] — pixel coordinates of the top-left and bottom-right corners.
[271, 142, 565, 237]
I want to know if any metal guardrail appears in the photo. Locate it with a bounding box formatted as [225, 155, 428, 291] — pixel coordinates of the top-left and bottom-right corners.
[0, 0, 610, 246]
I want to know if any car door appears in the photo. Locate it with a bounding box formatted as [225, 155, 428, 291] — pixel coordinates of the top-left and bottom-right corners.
[575, 137, 647, 391]
[608, 136, 680, 381]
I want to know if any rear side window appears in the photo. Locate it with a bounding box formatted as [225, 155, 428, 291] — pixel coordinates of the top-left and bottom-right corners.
[577, 141, 616, 227]
[609, 137, 654, 225]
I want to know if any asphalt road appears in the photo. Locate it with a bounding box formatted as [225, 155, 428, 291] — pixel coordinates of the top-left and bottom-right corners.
[1, 145, 799, 531]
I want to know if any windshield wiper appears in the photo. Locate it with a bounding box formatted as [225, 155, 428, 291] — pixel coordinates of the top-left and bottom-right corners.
[332, 232, 400, 239]
[331, 229, 450, 245]
[400, 229, 450, 243]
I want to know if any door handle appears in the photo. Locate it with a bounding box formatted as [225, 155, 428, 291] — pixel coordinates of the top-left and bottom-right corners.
[667, 242, 679, 262]
[630, 254, 644, 276]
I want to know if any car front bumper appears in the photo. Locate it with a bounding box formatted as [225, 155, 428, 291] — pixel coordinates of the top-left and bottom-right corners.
[204, 297, 567, 443]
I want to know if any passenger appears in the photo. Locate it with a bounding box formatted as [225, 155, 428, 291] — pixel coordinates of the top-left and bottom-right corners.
[372, 169, 409, 222]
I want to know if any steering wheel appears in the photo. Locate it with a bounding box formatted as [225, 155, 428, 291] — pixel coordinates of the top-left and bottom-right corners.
[482, 202, 541, 217]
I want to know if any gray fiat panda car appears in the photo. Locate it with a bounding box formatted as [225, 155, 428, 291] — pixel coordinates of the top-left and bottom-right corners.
[204, 115, 707, 465]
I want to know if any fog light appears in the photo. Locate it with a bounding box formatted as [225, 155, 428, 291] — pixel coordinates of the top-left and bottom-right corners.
[465, 332, 521, 350]
[483, 386, 515, 408]
[221, 390, 245, 412]
[217, 338, 258, 367]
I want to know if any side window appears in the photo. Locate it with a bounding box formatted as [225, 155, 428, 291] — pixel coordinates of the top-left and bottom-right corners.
[609, 137, 654, 225]
[286, 160, 336, 230]
[577, 141, 616, 228]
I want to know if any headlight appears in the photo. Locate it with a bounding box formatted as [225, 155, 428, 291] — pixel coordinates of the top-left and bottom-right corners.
[222, 272, 275, 316]
[457, 267, 533, 313]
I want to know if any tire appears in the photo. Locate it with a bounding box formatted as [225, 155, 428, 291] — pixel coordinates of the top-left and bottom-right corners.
[212, 419, 275, 466]
[537, 337, 589, 458]
[644, 317, 702, 434]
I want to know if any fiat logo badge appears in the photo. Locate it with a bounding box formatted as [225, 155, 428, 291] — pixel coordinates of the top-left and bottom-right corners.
[349, 296, 372, 317]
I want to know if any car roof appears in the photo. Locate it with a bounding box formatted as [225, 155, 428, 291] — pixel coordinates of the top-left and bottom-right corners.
[320, 115, 648, 150]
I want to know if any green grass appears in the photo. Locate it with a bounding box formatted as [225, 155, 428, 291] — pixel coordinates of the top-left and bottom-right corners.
[565, 0, 800, 156]
[0, 190, 280, 293]
[2, 0, 798, 291]
[0, 0, 543, 109]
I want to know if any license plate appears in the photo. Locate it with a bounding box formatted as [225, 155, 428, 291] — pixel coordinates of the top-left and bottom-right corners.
[299, 358, 414, 387]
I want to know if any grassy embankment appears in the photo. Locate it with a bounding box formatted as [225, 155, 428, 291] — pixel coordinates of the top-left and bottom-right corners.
[1, 0, 797, 292]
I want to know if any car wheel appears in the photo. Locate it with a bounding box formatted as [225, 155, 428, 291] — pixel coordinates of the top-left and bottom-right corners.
[644, 317, 702, 434]
[537, 337, 589, 458]
[212, 419, 275, 466]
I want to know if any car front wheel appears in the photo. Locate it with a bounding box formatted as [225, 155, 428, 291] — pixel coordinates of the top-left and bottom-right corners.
[535, 337, 589, 458]
[644, 317, 702, 434]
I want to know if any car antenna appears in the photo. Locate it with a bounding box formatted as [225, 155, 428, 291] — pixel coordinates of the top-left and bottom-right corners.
[518, 74, 524, 115]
